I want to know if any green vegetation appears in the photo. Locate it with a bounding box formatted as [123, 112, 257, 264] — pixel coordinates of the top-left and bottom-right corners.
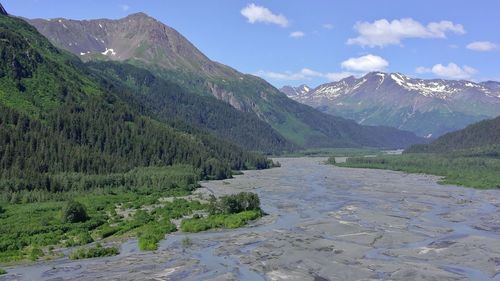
[0, 165, 204, 263]
[62, 201, 89, 223]
[331, 116, 500, 189]
[181, 237, 193, 249]
[0, 15, 272, 195]
[69, 243, 119, 260]
[332, 154, 500, 189]
[281, 147, 382, 157]
[406, 116, 500, 154]
[87, 61, 296, 154]
[0, 14, 275, 264]
[207, 192, 261, 215]
[180, 210, 261, 233]
[137, 220, 177, 251]
[0, 268, 6, 275]
[181, 192, 262, 233]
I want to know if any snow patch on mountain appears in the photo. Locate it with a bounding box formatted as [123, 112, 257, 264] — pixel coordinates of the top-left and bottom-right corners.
[101, 48, 116, 56]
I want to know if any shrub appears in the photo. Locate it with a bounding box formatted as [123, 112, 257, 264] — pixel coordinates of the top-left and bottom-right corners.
[29, 247, 44, 261]
[209, 192, 260, 215]
[181, 237, 192, 249]
[62, 201, 89, 223]
[0, 268, 6, 275]
[181, 210, 261, 233]
[138, 220, 177, 251]
[69, 243, 119, 260]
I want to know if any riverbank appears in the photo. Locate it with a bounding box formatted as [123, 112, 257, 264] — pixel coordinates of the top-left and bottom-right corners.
[2, 158, 499, 281]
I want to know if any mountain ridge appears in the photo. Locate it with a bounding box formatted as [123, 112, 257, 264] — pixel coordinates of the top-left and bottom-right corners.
[281, 72, 500, 137]
[27, 12, 425, 149]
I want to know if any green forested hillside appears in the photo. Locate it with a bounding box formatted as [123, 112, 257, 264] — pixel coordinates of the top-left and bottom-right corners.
[86, 61, 296, 153]
[405, 116, 500, 155]
[333, 116, 500, 189]
[0, 14, 271, 195]
[150, 68, 424, 149]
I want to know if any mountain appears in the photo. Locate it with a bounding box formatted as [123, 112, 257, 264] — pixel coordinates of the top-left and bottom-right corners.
[482, 81, 500, 92]
[406, 116, 500, 154]
[86, 61, 295, 153]
[0, 12, 272, 191]
[27, 13, 424, 149]
[0, 3, 7, 15]
[281, 72, 500, 138]
[280, 84, 311, 97]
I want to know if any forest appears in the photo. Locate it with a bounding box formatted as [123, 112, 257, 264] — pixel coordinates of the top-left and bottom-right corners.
[0, 11, 269, 264]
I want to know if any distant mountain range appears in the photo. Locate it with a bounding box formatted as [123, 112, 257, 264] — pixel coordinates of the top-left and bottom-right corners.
[27, 13, 424, 149]
[281, 72, 500, 138]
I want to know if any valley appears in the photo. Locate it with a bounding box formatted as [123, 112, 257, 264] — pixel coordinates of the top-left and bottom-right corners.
[2, 158, 499, 280]
[0, 2, 499, 280]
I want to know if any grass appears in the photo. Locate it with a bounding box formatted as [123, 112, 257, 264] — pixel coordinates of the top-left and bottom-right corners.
[137, 220, 177, 251]
[332, 153, 500, 189]
[0, 268, 6, 275]
[180, 210, 262, 233]
[69, 243, 119, 260]
[280, 147, 382, 158]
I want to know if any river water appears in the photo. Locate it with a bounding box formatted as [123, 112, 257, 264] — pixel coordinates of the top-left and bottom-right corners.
[2, 157, 500, 280]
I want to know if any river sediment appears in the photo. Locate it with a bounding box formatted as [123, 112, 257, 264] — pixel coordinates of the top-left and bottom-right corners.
[3, 157, 499, 281]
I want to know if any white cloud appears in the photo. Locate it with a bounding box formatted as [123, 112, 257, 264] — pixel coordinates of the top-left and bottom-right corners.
[347, 18, 465, 47]
[324, 72, 355, 81]
[466, 41, 497, 51]
[256, 68, 354, 82]
[120, 4, 130, 11]
[323, 23, 334, 30]
[289, 31, 305, 38]
[341, 54, 388, 72]
[415, 63, 477, 79]
[240, 3, 288, 27]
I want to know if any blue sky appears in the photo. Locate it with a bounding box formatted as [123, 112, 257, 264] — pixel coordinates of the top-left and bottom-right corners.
[3, 0, 499, 87]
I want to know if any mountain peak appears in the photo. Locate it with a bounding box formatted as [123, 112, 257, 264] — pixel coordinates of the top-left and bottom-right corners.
[124, 12, 154, 20]
[280, 84, 311, 97]
[0, 3, 8, 15]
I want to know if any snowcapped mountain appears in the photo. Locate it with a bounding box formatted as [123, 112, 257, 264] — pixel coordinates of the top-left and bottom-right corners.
[280, 84, 311, 97]
[281, 72, 500, 137]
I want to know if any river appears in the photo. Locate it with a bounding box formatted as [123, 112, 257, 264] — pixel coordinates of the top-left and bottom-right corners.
[3, 157, 500, 280]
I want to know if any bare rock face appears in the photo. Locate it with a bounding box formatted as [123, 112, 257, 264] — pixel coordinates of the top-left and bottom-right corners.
[0, 3, 8, 16]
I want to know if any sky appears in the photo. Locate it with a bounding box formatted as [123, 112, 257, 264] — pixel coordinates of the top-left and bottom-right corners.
[3, 0, 500, 88]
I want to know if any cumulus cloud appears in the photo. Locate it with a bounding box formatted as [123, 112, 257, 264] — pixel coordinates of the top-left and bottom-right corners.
[341, 54, 389, 72]
[240, 3, 288, 27]
[323, 23, 334, 30]
[256, 68, 354, 82]
[289, 31, 305, 38]
[415, 63, 477, 79]
[466, 41, 497, 51]
[347, 18, 465, 47]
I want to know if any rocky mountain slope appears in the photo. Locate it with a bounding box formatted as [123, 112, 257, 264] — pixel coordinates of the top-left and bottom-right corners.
[281, 72, 500, 138]
[27, 13, 424, 149]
